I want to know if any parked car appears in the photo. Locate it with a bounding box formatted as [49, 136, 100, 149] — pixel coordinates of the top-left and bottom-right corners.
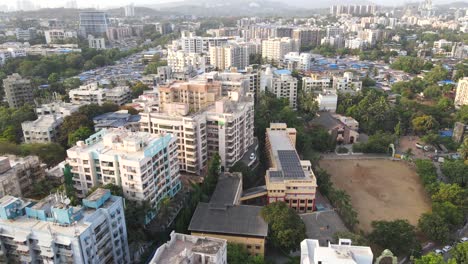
[434, 249, 443, 255]
[442, 245, 452, 253]
[460, 237, 468, 243]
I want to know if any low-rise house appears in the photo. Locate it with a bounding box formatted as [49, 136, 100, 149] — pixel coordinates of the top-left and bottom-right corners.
[300, 239, 373, 264]
[311, 112, 360, 144]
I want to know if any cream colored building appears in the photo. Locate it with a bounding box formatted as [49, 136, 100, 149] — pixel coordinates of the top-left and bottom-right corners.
[66, 129, 181, 221]
[333, 72, 362, 93]
[455, 77, 468, 109]
[69, 83, 131, 106]
[22, 115, 64, 143]
[261, 67, 298, 109]
[209, 43, 250, 71]
[302, 74, 333, 93]
[265, 123, 317, 213]
[261, 38, 299, 62]
[167, 49, 207, 73]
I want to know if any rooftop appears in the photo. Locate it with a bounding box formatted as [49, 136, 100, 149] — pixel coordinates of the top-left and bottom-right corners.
[209, 172, 242, 207]
[301, 239, 373, 264]
[188, 203, 268, 238]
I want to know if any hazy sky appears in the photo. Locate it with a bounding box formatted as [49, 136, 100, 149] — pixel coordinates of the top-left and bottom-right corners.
[5, 0, 468, 9]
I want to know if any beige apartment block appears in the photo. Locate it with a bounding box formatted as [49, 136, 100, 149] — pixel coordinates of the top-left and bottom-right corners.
[455, 77, 468, 108]
[0, 156, 46, 198]
[265, 123, 318, 213]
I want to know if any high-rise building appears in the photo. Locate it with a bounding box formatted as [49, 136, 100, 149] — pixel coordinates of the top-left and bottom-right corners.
[0, 156, 45, 198]
[209, 44, 250, 71]
[330, 4, 378, 16]
[292, 28, 322, 48]
[265, 123, 317, 213]
[167, 50, 206, 73]
[261, 67, 298, 109]
[455, 77, 468, 109]
[66, 129, 181, 221]
[261, 38, 299, 62]
[180, 34, 230, 54]
[124, 4, 135, 17]
[0, 188, 130, 263]
[3, 73, 34, 108]
[79, 11, 109, 37]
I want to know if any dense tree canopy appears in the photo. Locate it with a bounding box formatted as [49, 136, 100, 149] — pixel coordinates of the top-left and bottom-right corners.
[369, 220, 421, 256]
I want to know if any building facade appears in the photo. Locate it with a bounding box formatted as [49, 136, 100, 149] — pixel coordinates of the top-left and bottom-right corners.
[0, 188, 130, 263]
[44, 29, 77, 44]
[66, 129, 181, 221]
[455, 77, 468, 108]
[265, 123, 317, 213]
[79, 11, 109, 37]
[69, 83, 131, 106]
[3, 73, 34, 108]
[22, 115, 63, 144]
[0, 156, 45, 198]
[261, 38, 299, 62]
[300, 239, 373, 264]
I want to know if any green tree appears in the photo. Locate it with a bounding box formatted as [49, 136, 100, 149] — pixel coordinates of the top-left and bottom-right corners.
[432, 201, 464, 228]
[424, 65, 448, 84]
[227, 243, 265, 264]
[432, 183, 467, 206]
[92, 54, 107, 67]
[261, 202, 306, 252]
[333, 231, 368, 246]
[58, 114, 94, 146]
[414, 253, 450, 264]
[298, 91, 319, 118]
[48, 72, 59, 83]
[423, 85, 442, 99]
[130, 82, 151, 98]
[458, 137, 468, 160]
[369, 219, 420, 256]
[456, 105, 468, 123]
[418, 213, 450, 243]
[412, 115, 439, 133]
[67, 126, 93, 147]
[451, 242, 468, 264]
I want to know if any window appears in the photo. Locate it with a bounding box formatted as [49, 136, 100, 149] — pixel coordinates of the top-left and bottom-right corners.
[255, 245, 261, 250]
[246, 245, 252, 249]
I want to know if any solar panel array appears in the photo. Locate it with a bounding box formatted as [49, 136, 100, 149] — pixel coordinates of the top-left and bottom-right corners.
[277, 150, 306, 178]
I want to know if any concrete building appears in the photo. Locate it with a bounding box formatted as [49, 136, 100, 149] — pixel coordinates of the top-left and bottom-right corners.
[333, 72, 362, 93]
[106, 27, 133, 42]
[180, 34, 230, 54]
[150, 231, 227, 264]
[209, 43, 250, 71]
[302, 75, 332, 93]
[3, 73, 34, 108]
[330, 4, 378, 16]
[22, 115, 64, 144]
[88, 35, 106, 49]
[35, 102, 80, 117]
[262, 38, 299, 62]
[292, 28, 321, 48]
[453, 122, 468, 143]
[317, 92, 338, 112]
[167, 50, 206, 73]
[300, 239, 373, 264]
[0, 156, 45, 198]
[69, 83, 131, 106]
[79, 11, 109, 37]
[0, 188, 130, 263]
[93, 110, 141, 131]
[124, 4, 135, 17]
[265, 123, 317, 213]
[261, 67, 298, 109]
[66, 129, 180, 222]
[15, 28, 36, 41]
[455, 77, 468, 108]
[311, 112, 360, 144]
[283, 52, 312, 71]
[189, 173, 268, 255]
[44, 29, 77, 44]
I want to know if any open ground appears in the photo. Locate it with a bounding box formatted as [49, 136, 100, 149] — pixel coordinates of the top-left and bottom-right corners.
[319, 159, 432, 233]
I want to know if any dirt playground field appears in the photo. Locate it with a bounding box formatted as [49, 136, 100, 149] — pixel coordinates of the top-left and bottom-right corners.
[319, 159, 432, 233]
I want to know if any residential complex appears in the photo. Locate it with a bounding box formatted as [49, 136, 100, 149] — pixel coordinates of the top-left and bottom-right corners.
[300, 239, 373, 264]
[179, 34, 230, 54]
[261, 38, 299, 62]
[66, 129, 181, 221]
[0, 188, 130, 263]
[3, 73, 34, 108]
[261, 67, 298, 109]
[189, 173, 268, 255]
[150, 231, 227, 264]
[69, 83, 132, 106]
[166, 50, 206, 73]
[209, 43, 250, 71]
[455, 77, 468, 108]
[265, 123, 317, 213]
[22, 115, 63, 143]
[0, 156, 45, 198]
[333, 72, 362, 93]
[44, 29, 77, 44]
[302, 74, 332, 93]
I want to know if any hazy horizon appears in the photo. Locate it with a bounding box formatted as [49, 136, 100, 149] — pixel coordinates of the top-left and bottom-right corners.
[3, 0, 468, 10]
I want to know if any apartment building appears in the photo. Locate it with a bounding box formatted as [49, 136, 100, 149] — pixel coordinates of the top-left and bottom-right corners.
[317, 92, 338, 112]
[261, 67, 298, 109]
[69, 83, 131, 106]
[167, 50, 206, 73]
[180, 34, 230, 54]
[292, 28, 321, 48]
[283, 52, 312, 71]
[333, 72, 362, 93]
[300, 239, 373, 264]
[158, 80, 222, 113]
[265, 123, 317, 213]
[66, 129, 181, 221]
[0, 156, 45, 198]
[330, 4, 378, 15]
[261, 38, 299, 62]
[0, 188, 130, 263]
[44, 29, 77, 44]
[150, 231, 227, 264]
[3, 73, 34, 108]
[302, 74, 333, 93]
[455, 77, 468, 108]
[22, 115, 63, 143]
[209, 43, 250, 71]
[88, 35, 106, 49]
[36, 101, 80, 116]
